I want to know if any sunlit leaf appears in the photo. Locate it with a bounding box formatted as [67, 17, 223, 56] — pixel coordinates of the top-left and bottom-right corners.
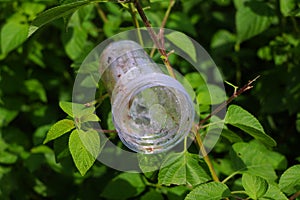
[44, 119, 75, 144]
[225, 105, 276, 147]
[185, 182, 231, 200]
[279, 165, 300, 195]
[59, 101, 96, 118]
[69, 129, 100, 176]
[242, 173, 268, 199]
[230, 141, 280, 181]
[1, 22, 28, 54]
[0, 151, 18, 164]
[166, 32, 197, 63]
[28, 0, 128, 37]
[197, 84, 226, 105]
[28, 1, 90, 37]
[280, 0, 297, 16]
[260, 183, 288, 200]
[158, 151, 211, 186]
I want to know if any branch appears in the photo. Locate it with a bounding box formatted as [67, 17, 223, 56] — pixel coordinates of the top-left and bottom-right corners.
[289, 190, 300, 200]
[94, 129, 117, 134]
[133, 0, 176, 78]
[197, 75, 260, 129]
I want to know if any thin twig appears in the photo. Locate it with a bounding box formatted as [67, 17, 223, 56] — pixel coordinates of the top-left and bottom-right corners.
[160, 0, 175, 33]
[95, 129, 117, 134]
[197, 75, 260, 129]
[133, 0, 176, 78]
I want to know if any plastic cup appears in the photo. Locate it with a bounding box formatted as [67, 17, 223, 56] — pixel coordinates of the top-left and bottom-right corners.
[99, 40, 194, 154]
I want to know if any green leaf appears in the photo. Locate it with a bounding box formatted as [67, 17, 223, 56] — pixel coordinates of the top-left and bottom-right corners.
[166, 32, 197, 63]
[279, 165, 300, 195]
[43, 119, 75, 144]
[230, 141, 279, 181]
[28, 1, 90, 37]
[0, 107, 18, 127]
[166, 185, 190, 200]
[197, 84, 226, 105]
[158, 152, 211, 186]
[141, 190, 164, 200]
[211, 29, 236, 49]
[24, 79, 47, 102]
[101, 173, 146, 200]
[59, 101, 95, 118]
[59, 101, 75, 117]
[138, 153, 164, 176]
[225, 105, 276, 147]
[236, 1, 275, 43]
[185, 182, 231, 200]
[63, 11, 88, 60]
[53, 133, 70, 162]
[1, 22, 29, 54]
[77, 129, 100, 159]
[69, 129, 100, 176]
[221, 128, 243, 143]
[80, 113, 100, 123]
[280, 0, 297, 16]
[260, 183, 288, 200]
[242, 173, 268, 199]
[28, 0, 123, 37]
[184, 72, 206, 89]
[0, 151, 18, 164]
[65, 28, 88, 60]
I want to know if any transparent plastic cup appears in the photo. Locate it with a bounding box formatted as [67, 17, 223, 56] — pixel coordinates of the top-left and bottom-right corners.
[99, 40, 194, 154]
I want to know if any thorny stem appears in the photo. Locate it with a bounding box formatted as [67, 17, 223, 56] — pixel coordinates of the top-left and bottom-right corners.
[133, 0, 176, 79]
[196, 75, 260, 129]
[150, 0, 175, 57]
[193, 76, 260, 183]
[95, 128, 117, 134]
[289, 190, 300, 200]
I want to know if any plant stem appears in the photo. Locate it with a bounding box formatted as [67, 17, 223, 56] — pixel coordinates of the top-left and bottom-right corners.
[222, 171, 240, 184]
[199, 120, 225, 129]
[161, 0, 174, 30]
[231, 190, 248, 195]
[291, 16, 300, 34]
[193, 128, 220, 182]
[128, 3, 144, 46]
[96, 3, 108, 23]
[133, 0, 176, 78]
[95, 128, 117, 134]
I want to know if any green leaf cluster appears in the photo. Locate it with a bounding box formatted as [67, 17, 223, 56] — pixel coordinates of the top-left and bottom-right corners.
[1, 0, 300, 199]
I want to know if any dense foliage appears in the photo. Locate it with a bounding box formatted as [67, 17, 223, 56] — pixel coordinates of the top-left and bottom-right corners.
[0, 0, 300, 199]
